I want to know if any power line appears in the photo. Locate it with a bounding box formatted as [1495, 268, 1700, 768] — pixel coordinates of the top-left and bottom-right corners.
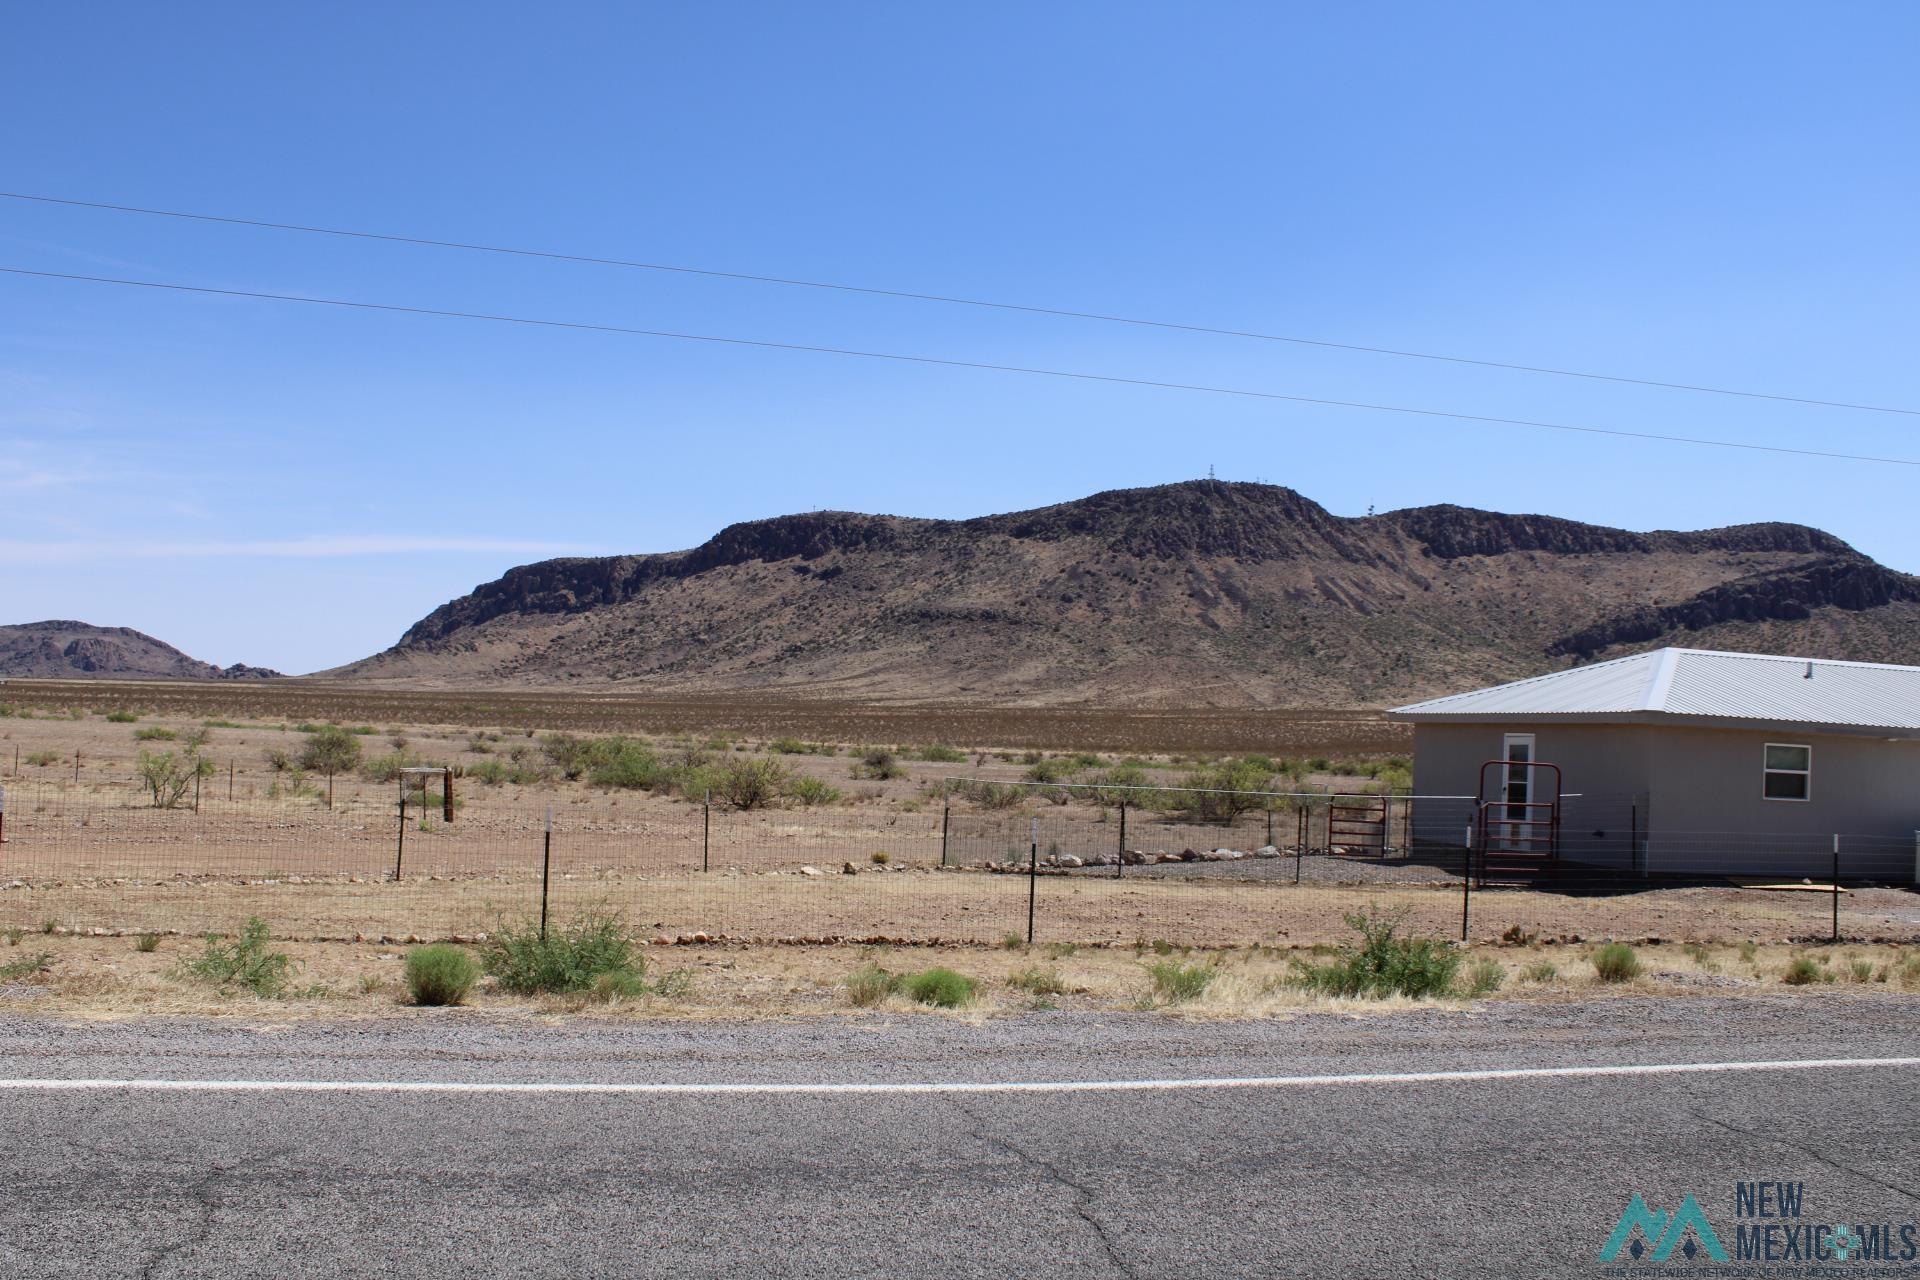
[5, 189, 1916, 419]
[5, 264, 1916, 469]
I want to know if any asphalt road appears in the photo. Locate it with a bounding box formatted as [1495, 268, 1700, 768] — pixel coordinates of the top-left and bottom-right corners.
[0, 997, 1915, 1278]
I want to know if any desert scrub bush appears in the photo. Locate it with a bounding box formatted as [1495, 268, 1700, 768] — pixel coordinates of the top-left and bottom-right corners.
[104, 709, 138, 723]
[1848, 958, 1875, 983]
[177, 918, 295, 998]
[869, 849, 890, 865]
[851, 748, 906, 781]
[1000, 932, 1028, 950]
[135, 933, 161, 953]
[361, 749, 423, 783]
[787, 775, 840, 807]
[24, 751, 59, 767]
[137, 748, 216, 809]
[585, 737, 672, 791]
[1461, 957, 1505, 997]
[712, 757, 794, 810]
[406, 944, 481, 1006]
[1291, 909, 1460, 999]
[0, 952, 53, 982]
[1008, 967, 1068, 996]
[913, 744, 967, 763]
[132, 725, 177, 741]
[1782, 955, 1832, 986]
[1521, 960, 1559, 984]
[540, 732, 595, 780]
[845, 962, 902, 1007]
[298, 724, 363, 792]
[465, 759, 509, 785]
[1024, 756, 1079, 785]
[903, 967, 976, 1008]
[1175, 756, 1278, 821]
[1592, 943, 1641, 984]
[481, 910, 640, 995]
[1147, 958, 1217, 1003]
[962, 780, 1027, 810]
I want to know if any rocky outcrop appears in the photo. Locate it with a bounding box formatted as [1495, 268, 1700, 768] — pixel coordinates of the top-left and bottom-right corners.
[1548, 558, 1920, 659]
[0, 622, 282, 680]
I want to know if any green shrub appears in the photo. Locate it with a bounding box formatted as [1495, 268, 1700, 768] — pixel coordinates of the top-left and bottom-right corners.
[1462, 958, 1505, 997]
[1592, 943, 1641, 984]
[406, 944, 481, 1006]
[137, 748, 216, 808]
[1739, 940, 1758, 963]
[132, 726, 176, 741]
[968, 782, 1025, 810]
[913, 744, 967, 763]
[869, 849, 890, 865]
[1522, 960, 1558, 983]
[177, 918, 295, 998]
[903, 967, 976, 1008]
[1175, 756, 1278, 822]
[594, 969, 652, 1001]
[1848, 959, 1875, 983]
[299, 724, 363, 783]
[24, 751, 59, 767]
[1000, 932, 1027, 950]
[1147, 959, 1216, 1003]
[1009, 967, 1068, 996]
[0, 952, 53, 982]
[1291, 909, 1461, 999]
[712, 757, 793, 810]
[105, 709, 138, 723]
[361, 750, 422, 783]
[540, 732, 595, 780]
[135, 933, 161, 953]
[466, 759, 509, 785]
[788, 776, 841, 807]
[1782, 955, 1831, 986]
[846, 962, 901, 1007]
[1024, 757, 1078, 785]
[481, 910, 640, 995]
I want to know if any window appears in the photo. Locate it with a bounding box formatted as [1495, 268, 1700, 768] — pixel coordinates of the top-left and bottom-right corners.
[1763, 743, 1811, 801]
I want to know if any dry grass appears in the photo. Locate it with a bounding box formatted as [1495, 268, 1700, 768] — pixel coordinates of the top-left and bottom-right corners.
[0, 935, 1913, 1023]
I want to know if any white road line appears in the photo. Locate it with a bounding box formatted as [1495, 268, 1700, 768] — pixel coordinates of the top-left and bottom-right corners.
[0, 1056, 1913, 1097]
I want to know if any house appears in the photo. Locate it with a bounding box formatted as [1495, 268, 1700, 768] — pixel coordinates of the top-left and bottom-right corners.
[1387, 648, 1920, 881]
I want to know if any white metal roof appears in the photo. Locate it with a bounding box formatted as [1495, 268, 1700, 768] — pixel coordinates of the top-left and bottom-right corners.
[1389, 648, 1920, 732]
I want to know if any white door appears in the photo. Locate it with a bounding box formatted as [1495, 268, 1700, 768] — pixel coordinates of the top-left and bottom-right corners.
[1496, 734, 1537, 849]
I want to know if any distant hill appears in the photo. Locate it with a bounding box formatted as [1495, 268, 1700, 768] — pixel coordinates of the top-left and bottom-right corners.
[330, 481, 1920, 706]
[0, 621, 282, 681]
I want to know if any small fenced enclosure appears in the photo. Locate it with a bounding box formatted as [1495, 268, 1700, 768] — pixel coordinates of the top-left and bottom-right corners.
[0, 780, 1916, 950]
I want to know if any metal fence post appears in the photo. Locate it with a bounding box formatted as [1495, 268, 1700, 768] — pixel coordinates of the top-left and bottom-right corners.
[702, 791, 711, 873]
[393, 788, 406, 882]
[1265, 805, 1273, 849]
[540, 806, 553, 941]
[1460, 821, 1474, 943]
[1027, 816, 1038, 946]
[1294, 805, 1304, 884]
[1831, 834, 1840, 943]
[1117, 802, 1126, 879]
[940, 804, 950, 867]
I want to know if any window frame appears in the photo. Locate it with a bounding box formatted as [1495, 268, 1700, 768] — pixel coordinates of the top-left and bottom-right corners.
[1761, 742, 1812, 803]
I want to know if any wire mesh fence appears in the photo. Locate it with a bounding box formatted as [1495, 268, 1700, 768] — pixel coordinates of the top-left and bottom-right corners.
[1, 782, 1915, 948]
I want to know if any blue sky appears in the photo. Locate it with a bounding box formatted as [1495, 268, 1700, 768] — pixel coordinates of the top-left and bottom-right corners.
[4, 3, 1917, 674]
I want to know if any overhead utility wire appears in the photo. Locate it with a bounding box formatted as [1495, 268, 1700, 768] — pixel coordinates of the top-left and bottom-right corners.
[4, 189, 1915, 419]
[4, 265, 1915, 469]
